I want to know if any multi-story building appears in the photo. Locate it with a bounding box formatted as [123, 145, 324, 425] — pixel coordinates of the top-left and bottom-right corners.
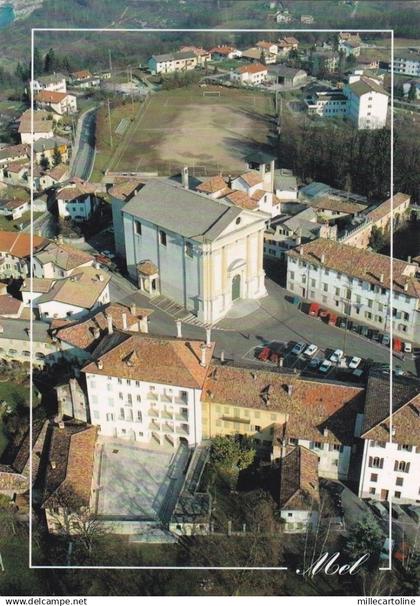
[120, 179, 268, 325]
[230, 63, 268, 86]
[56, 182, 99, 222]
[390, 51, 420, 77]
[344, 76, 388, 130]
[305, 89, 348, 118]
[147, 51, 198, 74]
[0, 231, 47, 279]
[202, 362, 365, 480]
[18, 111, 54, 144]
[286, 239, 420, 344]
[109, 180, 144, 258]
[32, 240, 95, 279]
[0, 318, 59, 367]
[35, 91, 78, 116]
[32, 73, 67, 94]
[22, 266, 111, 322]
[358, 372, 420, 505]
[82, 332, 214, 447]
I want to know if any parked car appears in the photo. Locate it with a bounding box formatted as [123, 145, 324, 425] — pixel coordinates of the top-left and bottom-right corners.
[289, 295, 302, 306]
[304, 343, 319, 357]
[382, 334, 390, 347]
[291, 342, 306, 356]
[328, 313, 337, 326]
[330, 349, 344, 363]
[319, 359, 332, 373]
[308, 302, 320, 316]
[336, 316, 347, 329]
[404, 342, 412, 354]
[308, 357, 322, 369]
[348, 356, 362, 369]
[391, 504, 405, 519]
[258, 346, 272, 361]
[370, 500, 389, 518]
[406, 505, 420, 523]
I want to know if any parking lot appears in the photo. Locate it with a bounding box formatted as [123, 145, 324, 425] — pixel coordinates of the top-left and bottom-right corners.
[244, 339, 380, 384]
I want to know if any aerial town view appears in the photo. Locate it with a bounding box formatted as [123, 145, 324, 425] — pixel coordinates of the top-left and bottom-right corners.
[0, 0, 419, 601]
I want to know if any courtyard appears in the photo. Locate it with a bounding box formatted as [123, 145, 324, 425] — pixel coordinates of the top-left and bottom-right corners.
[93, 438, 190, 522]
[108, 85, 276, 175]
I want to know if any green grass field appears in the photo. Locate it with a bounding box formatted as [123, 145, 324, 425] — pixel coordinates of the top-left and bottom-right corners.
[107, 85, 276, 176]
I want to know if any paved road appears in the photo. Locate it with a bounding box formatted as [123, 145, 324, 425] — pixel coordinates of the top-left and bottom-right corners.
[70, 108, 97, 180]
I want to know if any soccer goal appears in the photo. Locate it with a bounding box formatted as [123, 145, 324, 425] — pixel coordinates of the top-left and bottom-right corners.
[203, 90, 221, 98]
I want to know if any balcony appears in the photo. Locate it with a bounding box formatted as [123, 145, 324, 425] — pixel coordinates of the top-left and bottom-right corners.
[175, 413, 188, 422]
[148, 408, 159, 417]
[147, 392, 158, 401]
[176, 426, 189, 437]
[174, 396, 188, 405]
[160, 410, 173, 420]
[160, 394, 172, 404]
[149, 421, 160, 431]
[162, 422, 174, 433]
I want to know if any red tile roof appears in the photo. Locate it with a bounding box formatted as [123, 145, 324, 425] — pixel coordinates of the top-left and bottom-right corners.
[196, 176, 228, 194]
[35, 90, 70, 104]
[224, 190, 258, 210]
[238, 63, 267, 74]
[82, 333, 215, 389]
[279, 446, 320, 510]
[289, 239, 420, 298]
[366, 193, 410, 223]
[0, 231, 47, 258]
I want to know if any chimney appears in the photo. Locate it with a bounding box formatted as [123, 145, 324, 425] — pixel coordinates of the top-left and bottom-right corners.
[107, 314, 113, 334]
[130, 303, 137, 316]
[379, 273, 384, 283]
[98, 274, 104, 282]
[94, 261, 100, 270]
[281, 441, 287, 459]
[404, 282, 409, 292]
[408, 255, 412, 263]
[278, 356, 284, 367]
[206, 327, 212, 347]
[50, 460, 56, 469]
[93, 327, 100, 339]
[320, 253, 325, 263]
[323, 427, 329, 437]
[97, 359, 104, 369]
[176, 320, 182, 339]
[57, 234, 63, 244]
[200, 343, 207, 367]
[58, 421, 65, 429]
[260, 162, 266, 178]
[220, 350, 225, 363]
[227, 174, 232, 188]
[286, 384, 293, 396]
[299, 247, 303, 256]
[122, 312, 128, 330]
[139, 318, 148, 333]
[182, 166, 189, 190]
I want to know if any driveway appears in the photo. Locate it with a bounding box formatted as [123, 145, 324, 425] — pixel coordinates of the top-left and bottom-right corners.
[70, 107, 97, 180]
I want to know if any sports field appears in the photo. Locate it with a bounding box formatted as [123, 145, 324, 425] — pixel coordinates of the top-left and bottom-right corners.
[108, 85, 276, 176]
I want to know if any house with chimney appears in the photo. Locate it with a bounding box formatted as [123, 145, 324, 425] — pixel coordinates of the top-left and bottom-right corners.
[20, 266, 110, 321]
[35, 90, 78, 116]
[286, 239, 420, 344]
[56, 181, 100, 222]
[82, 332, 214, 447]
[32, 240, 95, 279]
[202, 361, 365, 480]
[0, 231, 47, 279]
[358, 372, 420, 504]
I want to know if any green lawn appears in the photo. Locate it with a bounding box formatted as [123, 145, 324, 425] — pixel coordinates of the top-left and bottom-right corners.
[0, 211, 43, 232]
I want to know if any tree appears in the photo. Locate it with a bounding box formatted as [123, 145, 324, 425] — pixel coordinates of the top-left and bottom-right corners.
[53, 144, 62, 166]
[344, 516, 384, 569]
[369, 225, 386, 251]
[33, 47, 43, 77]
[40, 155, 50, 171]
[211, 436, 256, 471]
[44, 48, 57, 74]
[408, 82, 417, 103]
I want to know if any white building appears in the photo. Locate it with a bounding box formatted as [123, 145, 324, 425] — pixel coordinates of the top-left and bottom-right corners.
[147, 50, 198, 75]
[209, 46, 242, 60]
[286, 239, 420, 344]
[120, 179, 268, 325]
[392, 52, 420, 77]
[0, 231, 47, 279]
[56, 182, 99, 222]
[35, 91, 78, 116]
[22, 266, 110, 321]
[32, 240, 95, 279]
[358, 373, 420, 505]
[82, 332, 214, 447]
[278, 446, 320, 533]
[32, 73, 67, 94]
[305, 89, 348, 118]
[230, 63, 268, 86]
[344, 76, 389, 130]
[18, 111, 54, 144]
